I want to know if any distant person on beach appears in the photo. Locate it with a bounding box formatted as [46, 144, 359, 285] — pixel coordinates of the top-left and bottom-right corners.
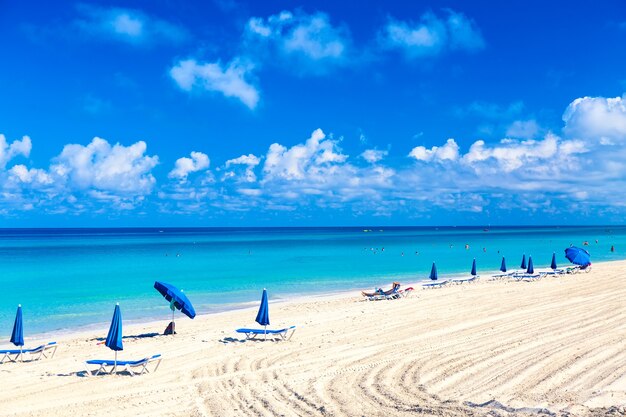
[611, 245, 615, 252]
[465, 244, 469, 250]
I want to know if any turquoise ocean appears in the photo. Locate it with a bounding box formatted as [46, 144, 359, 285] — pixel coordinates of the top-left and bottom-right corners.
[0, 226, 624, 338]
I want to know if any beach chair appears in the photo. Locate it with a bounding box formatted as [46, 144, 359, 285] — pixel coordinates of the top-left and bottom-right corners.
[235, 325, 296, 341]
[566, 265, 591, 274]
[363, 289, 386, 301]
[422, 280, 449, 289]
[85, 354, 162, 376]
[450, 276, 479, 285]
[511, 273, 541, 281]
[398, 287, 414, 298]
[361, 282, 401, 300]
[540, 269, 565, 276]
[0, 342, 57, 364]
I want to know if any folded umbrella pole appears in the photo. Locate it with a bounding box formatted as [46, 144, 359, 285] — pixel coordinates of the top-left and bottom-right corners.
[429, 263, 438, 280]
[105, 303, 123, 374]
[10, 305, 24, 362]
[256, 289, 270, 340]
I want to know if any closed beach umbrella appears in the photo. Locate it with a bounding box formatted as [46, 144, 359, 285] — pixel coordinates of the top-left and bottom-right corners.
[471, 259, 477, 276]
[564, 247, 591, 266]
[429, 262, 438, 280]
[550, 253, 558, 270]
[500, 257, 507, 273]
[520, 254, 527, 270]
[527, 256, 534, 274]
[105, 303, 123, 372]
[10, 305, 24, 361]
[255, 289, 270, 340]
[154, 281, 196, 335]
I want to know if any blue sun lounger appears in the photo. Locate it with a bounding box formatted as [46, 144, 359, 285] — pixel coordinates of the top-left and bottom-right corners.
[236, 326, 296, 341]
[85, 354, 162, 376]
[0, 342, 57, 364]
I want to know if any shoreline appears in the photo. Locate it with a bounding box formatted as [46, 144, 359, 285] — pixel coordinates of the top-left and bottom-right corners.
[7, 259, 613, 344]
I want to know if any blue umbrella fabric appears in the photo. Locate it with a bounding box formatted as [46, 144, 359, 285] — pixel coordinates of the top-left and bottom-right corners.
[565, 247, 591, 266]
[154, 281, 196, 319]
[429, 263, 438, 280]
[527, 256, 534, 274]
[471, 259, 477, 276]
[520, 254, 527, 270]
[10, 304, 24, 348]
[550, 253, 558, 270]
[10, 304, 24, 361]
[105, 303, 123, 372]
[255, 289, 270, 340]
[500, 257, 507, 273]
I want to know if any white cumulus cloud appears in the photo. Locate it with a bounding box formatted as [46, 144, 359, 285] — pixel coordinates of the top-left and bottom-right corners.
[563, 94, 626, 145]
[51, 137, 158, 195]
[169, 151, 210, 181]
[263, 128, 347, 180]
[409, 138, 459, 162]
[0, 134, 31, 168]
[224, 154, 261, 183]
[170, 58, 260, 109]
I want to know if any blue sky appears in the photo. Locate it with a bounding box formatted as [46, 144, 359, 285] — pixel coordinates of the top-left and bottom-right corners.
[1, 0, 625, 226]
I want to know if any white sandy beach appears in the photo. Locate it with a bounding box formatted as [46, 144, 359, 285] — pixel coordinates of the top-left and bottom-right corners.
[1, 261, 626, 417]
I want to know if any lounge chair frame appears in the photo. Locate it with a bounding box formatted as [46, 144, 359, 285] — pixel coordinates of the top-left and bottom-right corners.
[422, 280, 449, 289]
[0, 342, 57, 364]
[236, 326, 296, 341]
[85, 354, 162, 377]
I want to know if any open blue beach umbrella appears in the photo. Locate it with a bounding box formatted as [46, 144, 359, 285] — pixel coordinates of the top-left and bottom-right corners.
[154, 281, 196, 334]
[10, 305, 24, 361]
[527, 256, 534, 274]
[500, 257, 507, 273]
[105, 303, 123, 371]
[565, 247, 591, 266]
[429, 262, 438, 280]
[471, 259, 477, 276]
[520, 254, 527, 270]
[255, 288, 270, 339]
[550, 253, 558, 270]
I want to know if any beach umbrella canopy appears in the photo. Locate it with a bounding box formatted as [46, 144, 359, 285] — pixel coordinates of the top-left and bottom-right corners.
[471, 259, 477, 276]
[520, 254, 527, 270]
[10, 305, 24, 347]
[500, 257, 507, 273]
[550, 253, 558, 270]
[527, 256, 534, 274]
[565, 247, 591, 266]
[255, 289, 270, 327]
[105, 303, 123, 352]
[105, 303, 123, 372]
[154, 281, 196, 319]
[429, 262, 438, 280]
[255, 289, 270, 340]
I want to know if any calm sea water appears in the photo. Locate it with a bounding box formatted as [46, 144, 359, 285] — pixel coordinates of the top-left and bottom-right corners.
[0, 226, 624, 338]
